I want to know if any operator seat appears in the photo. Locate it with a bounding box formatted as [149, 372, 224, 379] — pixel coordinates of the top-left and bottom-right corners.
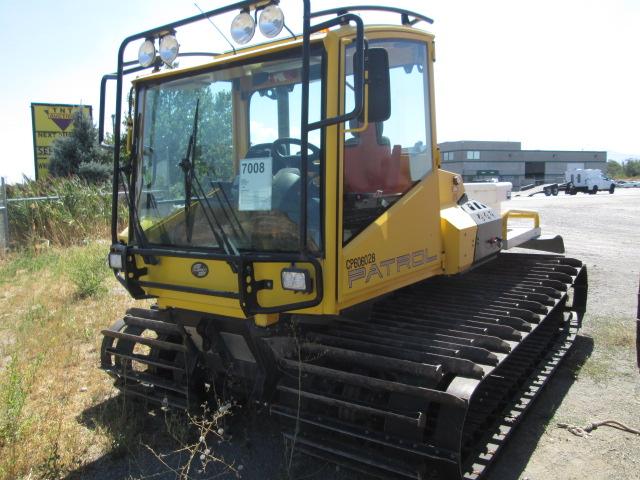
[344, 121, 410, 194]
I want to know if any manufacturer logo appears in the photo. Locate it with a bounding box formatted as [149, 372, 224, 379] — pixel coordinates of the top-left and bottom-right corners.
[44, 107, 75, 131]
[191, 262, 209, 278]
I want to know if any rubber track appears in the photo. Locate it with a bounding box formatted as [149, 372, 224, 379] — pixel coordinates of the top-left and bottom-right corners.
[270, 253, 587, 480]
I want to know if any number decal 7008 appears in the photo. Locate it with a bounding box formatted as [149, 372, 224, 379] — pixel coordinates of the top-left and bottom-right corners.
[242, 162, 266, 174]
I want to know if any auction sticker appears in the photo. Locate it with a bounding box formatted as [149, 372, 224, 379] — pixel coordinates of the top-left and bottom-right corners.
[239, 157, 272, 211]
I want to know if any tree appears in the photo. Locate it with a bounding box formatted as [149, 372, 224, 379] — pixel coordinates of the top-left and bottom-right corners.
[49, 110, 111, 183]
[623, 159, 640, 177]
[607, 160, 623, 178]
[141, 85, 233, 192]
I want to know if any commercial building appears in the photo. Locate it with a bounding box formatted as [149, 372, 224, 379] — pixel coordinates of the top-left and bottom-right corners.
[439, 140, 607, 188]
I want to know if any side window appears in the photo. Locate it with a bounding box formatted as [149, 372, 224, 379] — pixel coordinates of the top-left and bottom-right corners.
[343, 39, 433, 244]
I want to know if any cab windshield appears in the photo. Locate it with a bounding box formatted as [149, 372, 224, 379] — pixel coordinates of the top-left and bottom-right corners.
[135, 50, 323, 254]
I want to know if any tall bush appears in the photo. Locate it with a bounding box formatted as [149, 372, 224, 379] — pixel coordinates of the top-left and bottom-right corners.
[48, 110, 111, 183]
[6, 177, 125, 247]
[624, 159, 640, 177]
[607, 160, 623, 178]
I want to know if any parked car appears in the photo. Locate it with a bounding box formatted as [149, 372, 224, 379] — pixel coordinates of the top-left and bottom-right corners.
[619, 180, 640, 188]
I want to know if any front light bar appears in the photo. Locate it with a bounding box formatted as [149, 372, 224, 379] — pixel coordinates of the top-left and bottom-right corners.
[281, 268, 312, 293]
[108, 244, 127, 271]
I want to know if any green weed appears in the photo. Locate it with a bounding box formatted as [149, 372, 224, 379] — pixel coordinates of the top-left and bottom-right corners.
[0, 240, 141, 480]
[0, 354, 42, 447]
[0, 249, 60, 285]
[0, 357, 29, 445]
[18, 303, 52, 335]
[65, 243, 110, 298]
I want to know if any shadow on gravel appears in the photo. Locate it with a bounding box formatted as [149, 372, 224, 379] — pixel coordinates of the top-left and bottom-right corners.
[67, 394, 359, 480]
[68, 395, 286, 480]
[66, 337, 593, 480]
[485, 334, 594, 480]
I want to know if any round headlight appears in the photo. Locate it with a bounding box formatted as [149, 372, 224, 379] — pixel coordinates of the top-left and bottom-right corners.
[159, 34, 179, 66]
[259, 5, 284, 38]
[138, 39, 156, 68]
[230, 11, 255, 45]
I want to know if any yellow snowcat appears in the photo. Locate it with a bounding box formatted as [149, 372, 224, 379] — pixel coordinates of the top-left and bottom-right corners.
[98, 2, 588, 478]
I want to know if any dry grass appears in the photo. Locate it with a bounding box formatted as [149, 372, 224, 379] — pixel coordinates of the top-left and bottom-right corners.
[574, 315, 636, 383]
[0, 243, 143, 479]
[0, 243, 243, 480]
[6, 177, 115, 248]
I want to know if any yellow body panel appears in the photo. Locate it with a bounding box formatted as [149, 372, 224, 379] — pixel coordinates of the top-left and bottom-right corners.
[157, 294, 242, 319]
[438, 169, 466, 207]
[338, 174, 442, 310]
[439, 206, 477, 275]
[139, 255, 242, 317]
[139, 255, 324, 319]
[436, 169, 478, 274]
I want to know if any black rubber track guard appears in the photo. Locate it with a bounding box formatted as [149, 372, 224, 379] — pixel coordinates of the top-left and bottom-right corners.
[270, 252, 588, 480]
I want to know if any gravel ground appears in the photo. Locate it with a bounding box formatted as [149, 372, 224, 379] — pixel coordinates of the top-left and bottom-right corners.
[70, 188, 640, 480]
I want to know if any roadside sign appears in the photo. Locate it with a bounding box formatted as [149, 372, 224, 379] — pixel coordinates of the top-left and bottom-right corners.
[30, 103, 92, 180]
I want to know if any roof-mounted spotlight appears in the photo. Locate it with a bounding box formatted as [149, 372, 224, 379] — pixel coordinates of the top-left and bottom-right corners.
[159, 34, 179, 66]
[138, 39, 156, 67]
[230, 10, 255, 45]
[259, 4, 284, 38]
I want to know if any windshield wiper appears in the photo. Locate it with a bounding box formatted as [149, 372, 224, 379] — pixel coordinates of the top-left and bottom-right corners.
[179, 98, 238, 256]
[179, 99, 198, 243]
[120, 167, 158, 264]
[211, 180, 247, 243]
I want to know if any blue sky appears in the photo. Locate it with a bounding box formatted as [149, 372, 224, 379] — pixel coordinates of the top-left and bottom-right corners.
[0, 0, 638, 183]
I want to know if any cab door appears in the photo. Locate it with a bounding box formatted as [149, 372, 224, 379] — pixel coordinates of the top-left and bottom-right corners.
[337, 35, 443, 310]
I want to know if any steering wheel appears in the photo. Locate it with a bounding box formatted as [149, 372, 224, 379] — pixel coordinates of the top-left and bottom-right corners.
[271, 137, 320, 175]
[245, 142, 280, 159]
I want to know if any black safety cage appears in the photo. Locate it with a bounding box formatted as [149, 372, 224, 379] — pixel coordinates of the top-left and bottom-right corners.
[99, 1, 432, 315]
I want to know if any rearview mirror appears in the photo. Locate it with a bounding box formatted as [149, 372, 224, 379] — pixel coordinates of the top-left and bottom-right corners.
[355, 47, 391, 123]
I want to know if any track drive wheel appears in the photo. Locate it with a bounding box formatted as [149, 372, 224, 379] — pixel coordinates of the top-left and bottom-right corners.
[101, 312, 196, 410]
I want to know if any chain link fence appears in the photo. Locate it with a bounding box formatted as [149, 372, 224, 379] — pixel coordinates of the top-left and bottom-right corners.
[0, 179, 61, 251]
[0, 179, 114, 250]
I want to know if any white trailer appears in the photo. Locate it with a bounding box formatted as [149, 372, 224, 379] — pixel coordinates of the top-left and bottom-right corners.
[565, 168, 615, 195]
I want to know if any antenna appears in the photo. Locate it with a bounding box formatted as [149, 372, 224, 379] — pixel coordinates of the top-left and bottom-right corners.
[193, 2, 236, 54]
